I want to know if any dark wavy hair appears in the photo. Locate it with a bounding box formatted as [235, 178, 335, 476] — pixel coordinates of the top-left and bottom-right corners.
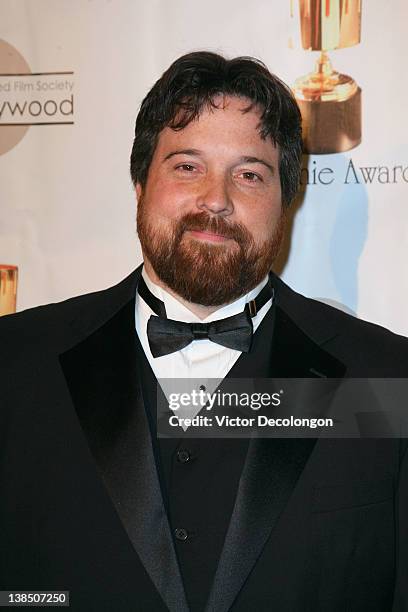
[130, 51, 302, 206]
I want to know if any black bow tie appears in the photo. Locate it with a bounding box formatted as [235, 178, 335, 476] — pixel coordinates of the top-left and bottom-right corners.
[138, 275, 274, 358]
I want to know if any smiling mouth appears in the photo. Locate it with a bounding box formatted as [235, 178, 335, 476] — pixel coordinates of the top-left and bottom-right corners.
[186, 229, 231, 243]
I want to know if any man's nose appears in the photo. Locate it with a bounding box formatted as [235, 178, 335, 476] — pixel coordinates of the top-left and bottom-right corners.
[196, 176, 234, 216]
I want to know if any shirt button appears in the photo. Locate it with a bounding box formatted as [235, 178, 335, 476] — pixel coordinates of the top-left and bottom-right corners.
[174, 528, 189, 541]
[177, 449, 191, 463]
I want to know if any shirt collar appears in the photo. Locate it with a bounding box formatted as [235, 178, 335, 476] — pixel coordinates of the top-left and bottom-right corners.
[141, 266, 269, 324]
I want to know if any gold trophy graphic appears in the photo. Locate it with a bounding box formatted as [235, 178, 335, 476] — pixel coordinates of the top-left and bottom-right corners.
[292, 0, 362, 154]
[0, 265, 18, 316]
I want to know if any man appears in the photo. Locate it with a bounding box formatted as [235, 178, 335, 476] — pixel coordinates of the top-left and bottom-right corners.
[1, 51, 407, 611]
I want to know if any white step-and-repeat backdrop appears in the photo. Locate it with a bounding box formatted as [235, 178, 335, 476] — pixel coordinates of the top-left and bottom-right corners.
[1, 1, 407, 335]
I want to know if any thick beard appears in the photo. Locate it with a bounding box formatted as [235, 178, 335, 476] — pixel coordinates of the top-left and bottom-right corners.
[137, 200, 285, 306]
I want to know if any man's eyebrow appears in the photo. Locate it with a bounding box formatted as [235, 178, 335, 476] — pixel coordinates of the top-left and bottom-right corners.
[163, 149, 203, 161]
[238, 156, 275, 174]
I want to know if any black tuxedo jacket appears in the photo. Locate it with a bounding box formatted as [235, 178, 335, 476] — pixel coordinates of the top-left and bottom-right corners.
[1, 266, 408, 611]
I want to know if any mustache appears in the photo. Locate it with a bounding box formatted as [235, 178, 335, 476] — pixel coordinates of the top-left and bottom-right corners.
[175, 212, 252, 244]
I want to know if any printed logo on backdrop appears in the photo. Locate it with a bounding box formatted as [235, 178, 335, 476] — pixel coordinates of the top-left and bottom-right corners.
[0, 39, 75, 156]
[289, 2, 408, 185]
[279, 1, 408, 320]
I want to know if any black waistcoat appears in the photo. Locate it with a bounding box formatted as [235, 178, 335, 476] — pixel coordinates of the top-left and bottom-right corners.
[134, 303, 276, 612]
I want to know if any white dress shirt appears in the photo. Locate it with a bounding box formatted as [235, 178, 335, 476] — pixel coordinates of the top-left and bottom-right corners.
[135, 266, 273, 426]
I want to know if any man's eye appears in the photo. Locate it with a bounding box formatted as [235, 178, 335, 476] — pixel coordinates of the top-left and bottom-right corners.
[240, 171, 262, 182]
[175, 164, 196, 172]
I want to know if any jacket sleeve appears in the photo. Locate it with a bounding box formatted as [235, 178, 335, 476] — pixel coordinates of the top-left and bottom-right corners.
[392, 439, 408, 611]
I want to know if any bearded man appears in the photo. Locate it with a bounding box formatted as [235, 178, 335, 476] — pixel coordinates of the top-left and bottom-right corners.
[1, 52, 408, 612]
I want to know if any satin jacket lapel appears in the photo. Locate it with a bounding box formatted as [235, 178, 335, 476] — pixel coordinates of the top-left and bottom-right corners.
[205, 303, 347, 612]
[59, 279, 189, 612]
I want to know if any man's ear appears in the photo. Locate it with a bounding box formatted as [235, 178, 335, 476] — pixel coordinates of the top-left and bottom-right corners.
[135, 183, 142, 201]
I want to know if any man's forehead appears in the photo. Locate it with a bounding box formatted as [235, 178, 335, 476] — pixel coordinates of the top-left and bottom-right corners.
[154, 96, 277, 155]
[169, 94, 263, 127]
